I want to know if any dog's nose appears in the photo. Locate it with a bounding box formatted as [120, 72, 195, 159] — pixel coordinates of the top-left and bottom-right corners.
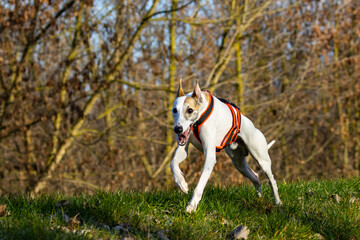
[174, 125, 183, 134]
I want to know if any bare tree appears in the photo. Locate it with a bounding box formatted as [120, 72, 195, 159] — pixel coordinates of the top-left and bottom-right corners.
[0, 0, 359, 194]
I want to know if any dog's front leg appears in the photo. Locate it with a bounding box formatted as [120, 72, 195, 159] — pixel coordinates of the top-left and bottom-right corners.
[186, 146, 216, 213]
[170, 145, 189, 194]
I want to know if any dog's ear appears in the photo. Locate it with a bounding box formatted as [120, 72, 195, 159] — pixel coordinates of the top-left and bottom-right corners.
[192, 81, 202, 103]
[177, 78, 185, 97]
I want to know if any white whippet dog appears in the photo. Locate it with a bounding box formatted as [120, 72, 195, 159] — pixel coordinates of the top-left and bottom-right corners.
[171, 80, 282, 213]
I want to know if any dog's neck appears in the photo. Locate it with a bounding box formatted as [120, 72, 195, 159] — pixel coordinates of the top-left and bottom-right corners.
[202, 91, 211, 105]
[193, 91, 212, 121]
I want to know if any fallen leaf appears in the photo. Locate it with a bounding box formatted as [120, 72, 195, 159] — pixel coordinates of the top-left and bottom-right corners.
[60, 226, 71, 233]
[0, 204, 6, 217]
[69, 213, 81, 226]
[313, 233, 325, 240]
[350, 197, 359, 203]
[63, 213, 81, 226]
[331, 194, 341, 203]
[229, 225, 250, 240]
[221, 218, 232, 226]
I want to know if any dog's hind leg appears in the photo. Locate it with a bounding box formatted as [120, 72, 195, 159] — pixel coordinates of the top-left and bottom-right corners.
[225, 144, 262, 197]
[242, 128, 282, 205]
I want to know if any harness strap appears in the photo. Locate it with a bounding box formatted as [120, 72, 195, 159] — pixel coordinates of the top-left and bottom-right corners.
[192, 92, 241, 153]
[215, 101, 241, 152]
[192, 92, 214, 144]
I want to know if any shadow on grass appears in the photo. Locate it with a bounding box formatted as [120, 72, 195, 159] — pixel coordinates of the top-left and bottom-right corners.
[0, 219, 90, 240]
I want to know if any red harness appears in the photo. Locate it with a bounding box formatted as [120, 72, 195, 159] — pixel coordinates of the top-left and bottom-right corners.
[192, 92, 241, 153]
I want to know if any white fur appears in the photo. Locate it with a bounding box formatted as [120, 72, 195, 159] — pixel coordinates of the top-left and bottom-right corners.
[171, 90, 282, 213]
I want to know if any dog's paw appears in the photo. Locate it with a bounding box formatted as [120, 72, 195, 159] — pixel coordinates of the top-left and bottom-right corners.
[185, 204, 196, 213]
[275, 199, 283, 206]
[175, 176, 189, 194]
[175, 178, 189, 194]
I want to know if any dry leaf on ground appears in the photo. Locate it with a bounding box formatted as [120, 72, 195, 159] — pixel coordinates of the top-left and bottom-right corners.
[0, 204, 6, 217]
[229, 225, 250, 240]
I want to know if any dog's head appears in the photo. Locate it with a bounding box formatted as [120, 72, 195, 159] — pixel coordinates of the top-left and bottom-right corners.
[172, 80, 207, 146]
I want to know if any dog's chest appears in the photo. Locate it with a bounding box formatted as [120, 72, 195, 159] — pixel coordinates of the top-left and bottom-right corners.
[192, 102, 239, 152]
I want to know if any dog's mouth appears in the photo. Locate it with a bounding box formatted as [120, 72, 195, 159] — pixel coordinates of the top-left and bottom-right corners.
[178, 124, 192, 146]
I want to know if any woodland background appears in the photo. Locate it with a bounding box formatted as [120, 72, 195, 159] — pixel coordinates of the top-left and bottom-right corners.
[0, 0, 359, 194]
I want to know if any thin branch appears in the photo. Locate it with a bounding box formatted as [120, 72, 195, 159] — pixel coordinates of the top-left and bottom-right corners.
[143, 0, 195, 21]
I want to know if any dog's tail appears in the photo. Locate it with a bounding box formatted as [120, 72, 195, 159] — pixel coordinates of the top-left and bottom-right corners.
[267, 140, 276, 149]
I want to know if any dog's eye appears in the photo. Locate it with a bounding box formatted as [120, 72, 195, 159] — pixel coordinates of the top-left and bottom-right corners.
[187, 108, 194, 114]
[172, 108, 177, 114]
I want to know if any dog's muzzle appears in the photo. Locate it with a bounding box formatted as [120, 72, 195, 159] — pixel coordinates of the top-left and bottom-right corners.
[174, 125, 183, 134]
[175, 124, 192, 146]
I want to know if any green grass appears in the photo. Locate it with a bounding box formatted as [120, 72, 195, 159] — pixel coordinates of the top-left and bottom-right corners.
[1, 177, 359, 239]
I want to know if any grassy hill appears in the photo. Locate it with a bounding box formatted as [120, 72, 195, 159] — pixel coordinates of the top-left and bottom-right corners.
[0, 177, 359, 239]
